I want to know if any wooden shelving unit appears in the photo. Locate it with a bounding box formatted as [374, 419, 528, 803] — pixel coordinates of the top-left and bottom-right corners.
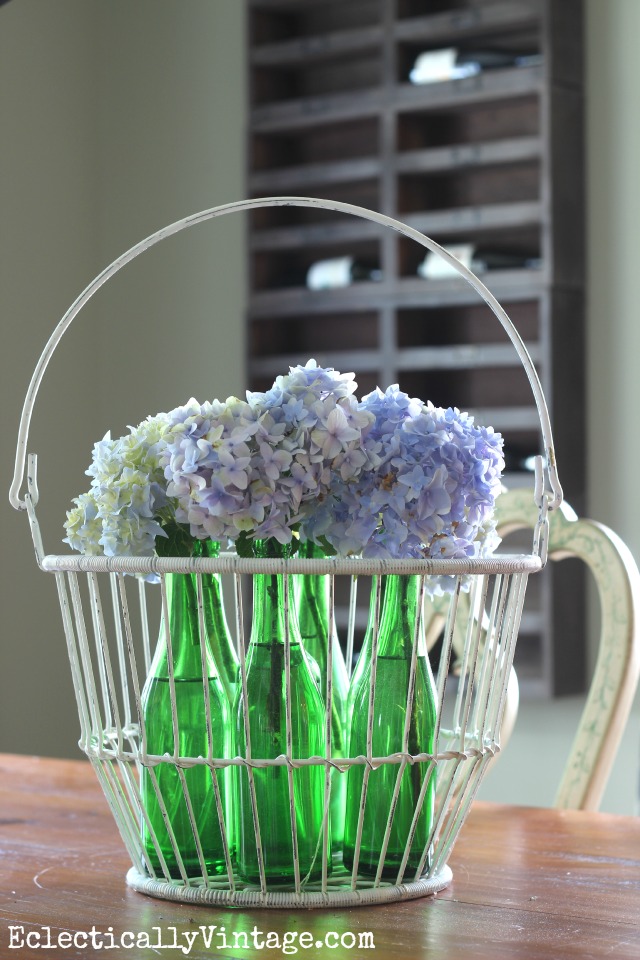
[246, 0, 585, 697]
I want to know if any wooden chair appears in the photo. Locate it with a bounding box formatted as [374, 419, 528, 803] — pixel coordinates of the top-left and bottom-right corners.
[493, 486, 640, 810]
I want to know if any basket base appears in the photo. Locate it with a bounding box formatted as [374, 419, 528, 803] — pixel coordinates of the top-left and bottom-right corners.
[126, 863, 453, 909]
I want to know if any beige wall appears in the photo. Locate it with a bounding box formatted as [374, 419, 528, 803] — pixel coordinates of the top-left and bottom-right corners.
[0, 0, 246, 757]
[586, 0, 640, 551]
[1, 0, 101, 758]
[94, 0, 248, 432]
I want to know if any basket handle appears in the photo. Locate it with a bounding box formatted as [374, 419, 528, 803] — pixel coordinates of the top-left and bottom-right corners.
[9, 196, 562, 513]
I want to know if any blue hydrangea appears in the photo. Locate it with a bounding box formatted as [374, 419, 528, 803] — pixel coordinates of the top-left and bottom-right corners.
[64, 367, 505, 586]
[315, 385, 504, 590]
[166, 361, 374, 547]
[162, 395, 263, 542]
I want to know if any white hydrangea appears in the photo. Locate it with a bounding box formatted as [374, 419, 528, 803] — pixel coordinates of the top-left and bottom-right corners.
[64, 412, 174, 559]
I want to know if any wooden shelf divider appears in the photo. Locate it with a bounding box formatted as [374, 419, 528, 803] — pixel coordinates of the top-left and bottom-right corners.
[246, 0, 586, 698]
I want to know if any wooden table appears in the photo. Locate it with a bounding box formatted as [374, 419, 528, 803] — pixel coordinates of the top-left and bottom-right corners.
[1, 754, 639, 959]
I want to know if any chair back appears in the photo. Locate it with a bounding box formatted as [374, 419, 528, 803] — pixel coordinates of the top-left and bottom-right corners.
[495, 487, 640, 810]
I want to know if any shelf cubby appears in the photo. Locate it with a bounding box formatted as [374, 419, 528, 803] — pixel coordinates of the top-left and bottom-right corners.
[246, 0, 585, 698]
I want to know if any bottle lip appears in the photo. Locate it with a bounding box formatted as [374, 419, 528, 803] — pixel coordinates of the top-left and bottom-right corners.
[252, 538, 295, 561]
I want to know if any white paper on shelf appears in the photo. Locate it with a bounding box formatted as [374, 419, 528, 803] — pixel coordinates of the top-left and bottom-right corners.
[409, 48, 480, 85]
[418, 244, 476, 280]
[306, 256, 353, 290]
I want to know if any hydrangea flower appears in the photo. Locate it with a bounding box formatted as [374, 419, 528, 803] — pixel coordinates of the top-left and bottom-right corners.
[315, 385, 504, 592]
[64, 412, 174, 562]
[64, 491, 103, 556]
[162, 396, 263, 543]
[166, 361, 375, 549]
[64, 366, 505, 587]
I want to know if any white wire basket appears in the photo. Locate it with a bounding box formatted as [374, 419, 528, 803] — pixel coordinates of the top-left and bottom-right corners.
[10, 198, 561, 909]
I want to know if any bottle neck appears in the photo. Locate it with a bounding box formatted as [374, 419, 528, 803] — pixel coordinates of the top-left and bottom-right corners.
[196, 538, 220, 561]
[250, 540, 299, 647]
[363, 575, 386, 642]
[376, 574, 424, 660]
[295, 540, 331, 646]
[153, 539, 224, 681]
[158, 570, 216, 679]
[196, 539, 239, 703]
[196, 539, 228, 638]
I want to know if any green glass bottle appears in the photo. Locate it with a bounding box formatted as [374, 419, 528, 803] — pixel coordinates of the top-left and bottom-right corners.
[346, 576, 386, 749]
[343, 574, 437, 879]
[235, 540, 329, 885]
[295, 540, 349, 846]
[197, 539, 240, 706]
[141, 567, 230, 879]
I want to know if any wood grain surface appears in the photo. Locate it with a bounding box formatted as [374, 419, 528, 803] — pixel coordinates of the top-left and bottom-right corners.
[1, 754, 639, 959]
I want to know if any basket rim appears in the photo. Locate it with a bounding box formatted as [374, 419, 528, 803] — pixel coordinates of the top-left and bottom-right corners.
[41, 551, 542, 576]
[125, 863, 454, 908]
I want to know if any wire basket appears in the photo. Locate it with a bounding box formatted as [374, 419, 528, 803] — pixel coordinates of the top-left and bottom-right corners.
[10, 198, 561, 909]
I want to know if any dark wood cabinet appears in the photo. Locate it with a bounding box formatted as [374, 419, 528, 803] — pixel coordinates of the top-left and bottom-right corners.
[246, 0, 585, 697]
